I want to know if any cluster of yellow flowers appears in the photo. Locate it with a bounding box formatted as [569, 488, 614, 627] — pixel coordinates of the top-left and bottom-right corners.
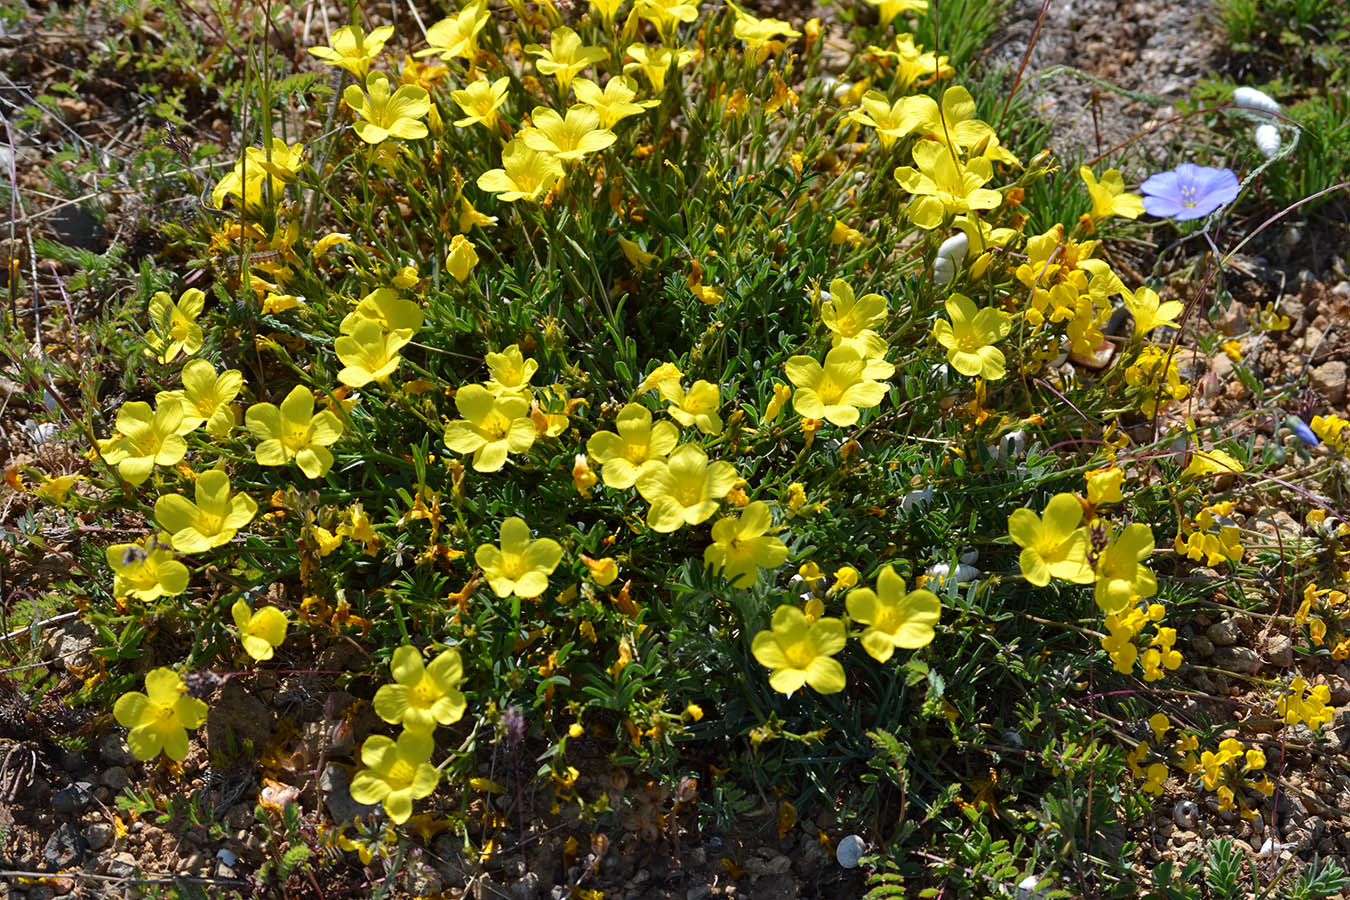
[349, 645, 467, 823]
[1296, 582, 1350, 659]
[752, 564, 939, 694]
[1174, 499, 1244, 567]
[1199, 737, 1274, 820]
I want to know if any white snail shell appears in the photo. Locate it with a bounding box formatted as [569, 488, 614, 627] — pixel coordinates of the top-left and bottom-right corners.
[1233, 86, 1281, 117]
[1254, 124, 1281, 159]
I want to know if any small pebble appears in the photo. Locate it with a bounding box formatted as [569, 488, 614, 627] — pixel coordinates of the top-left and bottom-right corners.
[1173, 800, 1199, 829]
[836, 834, 865, 868]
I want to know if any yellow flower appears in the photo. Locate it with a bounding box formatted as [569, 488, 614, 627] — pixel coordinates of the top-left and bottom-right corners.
[1182, 448, 1244, 479]
[932, 293, 1011, 380]
[573, 77, 658, 129]
[637, 362, 684, 393]
[231, 600, 288, 661]
[113, 668, 208, 761]
[146, 288, 205, 364]
[1094, 523, 1157, 614]
[211, 139, 305, 211]
[623, 44, 696, 92]
[1140, 627, 1182, 681]
[335, 319, 413, 388]
[763, 382, 792, 424]
[904, 87, 1008, 160]
[521, 106, 617, 162]
[477, 139, 564, 203]
[33, 473, 84, 503]
[846, 91, 922, 149]
[441, 387, 534, 472]
[634, 0, 698, 37]
[727, 0, 800, 55]
[894, 141, 1002, 230]
[1277, 677, 1333, 728]
[845, 564, 941, 662]
[785, 346, 887, 426]
[415, 0, 490, 63]
[586, 403, 679, 489]
[373, 645, 467, 733]
[349, 731, 441, 825]
[1085, 466, 1124, 506]
[308, 24, 393, 78]
[340, 287, 424, 337]
[581, 554, 619, 586]
[344, 72, 431, 144]
[154, 469, 256, 553]
[867, 33, 952, 91]
[658, 379, 722, 434]
[107, 534, 189, 601]
[524, 26, 607, 91]
[476, 516, 563, 598]
[446, 235, 480, 283]
[1080, 166, 1144, 222]
[863, 0, 927, 27]
[635, 444, 738, 532]
[591, 0, 625, 25]
[819, 279, 890, 374]
[617, 235, 659, 270]
[704, 501, 789, 588]
[97, 398, 192, 485]
[1007, 494, 1093, 586]
[751, 605, 847, 695]
[451, 77, 510, 130]
[1124, 286, 1183, 338]
[485, 344, 538, 397]
[245, 385, 345, 479]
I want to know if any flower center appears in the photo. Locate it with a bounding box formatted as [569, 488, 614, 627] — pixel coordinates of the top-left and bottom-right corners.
[411, 679, 438, 708]
[386, 760, 416, 788]
[1180, 185, 1197, 209]
[675, 480, 703, 508]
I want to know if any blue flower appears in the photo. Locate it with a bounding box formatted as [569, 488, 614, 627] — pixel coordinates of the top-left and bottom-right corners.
[1139, 164, 1240, 221]
[1292, 418, 1319, 447]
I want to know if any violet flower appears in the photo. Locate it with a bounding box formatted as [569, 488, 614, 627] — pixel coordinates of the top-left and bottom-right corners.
[1139, 163, 1240, 221]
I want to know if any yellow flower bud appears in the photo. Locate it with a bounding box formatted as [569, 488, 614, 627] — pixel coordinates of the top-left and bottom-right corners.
[446, 235, 479, 283]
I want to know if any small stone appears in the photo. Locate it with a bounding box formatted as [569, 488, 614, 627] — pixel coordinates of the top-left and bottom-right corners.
[51, 877, 75, 896]
[27, 887, 54, 900]
[1312, 361, 1347, 405]
[1214, 646, 1262, 674]
[182, 851, 209, 873]
[512, 872, 541, 900]
[1305, 816, 1326, 844]
[60, 751, 87, 774]
[84, 822, 114, 851]
[764, 855, 792, 875]
[101, 766, 131, 791]
[1190, 634, 1215, 658]
[51, 783, 93, 815]
[1206, 619, 1240, 646]
[836, 834, 865, 868]
[98, 733, 136, 767]
[43, 822, 87, 869]
[1265, 634, 1294, 667]
[687, 887, 713, 900]
[106, 852, 138, 878]
[1173, 800, 1199, 829]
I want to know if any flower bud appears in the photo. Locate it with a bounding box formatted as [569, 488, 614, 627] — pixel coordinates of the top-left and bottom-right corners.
[446, 235, 479, 283]
[1232, 86, 1280, 117]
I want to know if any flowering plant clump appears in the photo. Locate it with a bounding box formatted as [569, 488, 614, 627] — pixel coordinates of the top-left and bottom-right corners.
[33, 0, 1341, 887]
